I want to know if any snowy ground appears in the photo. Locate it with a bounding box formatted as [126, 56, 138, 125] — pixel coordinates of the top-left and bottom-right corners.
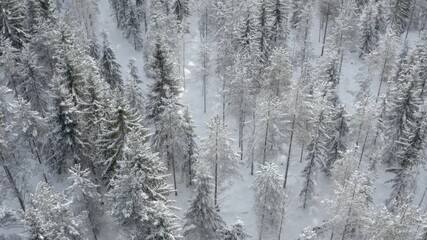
[92, 2, 427, 239]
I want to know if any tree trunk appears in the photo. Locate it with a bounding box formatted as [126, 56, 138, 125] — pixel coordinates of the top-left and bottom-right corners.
[284, 113, 295, 188]
[29, 140, 48, 183]
[320, 3, 330, 56]
[358, 130, 370, 168]
[214, 162, 218, 207]
[278, 205, 286, 240]
[1, 153, 25, 212]
[182, 29, 186, 90]
[299, 141, 305, 163]
[405, 0, 417, 40]
[262, 107, 271, 165]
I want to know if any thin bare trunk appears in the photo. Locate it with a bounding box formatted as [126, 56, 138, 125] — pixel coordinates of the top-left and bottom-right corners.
[320, 3, 330, 56]
[1, 153, 25, 212]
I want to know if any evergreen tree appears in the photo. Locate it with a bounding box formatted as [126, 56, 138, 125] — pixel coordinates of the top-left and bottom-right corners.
[67, 164, 101, 240]
[371, 199, 422, 239]
[125, 59, 144, 116]
[252, 163, 286, 239]
[389, 0, 412, 35]
[200, 115, 240, 208]
[300, 109, 330, 208]
[220, 220, 250, 240]
[108, 130, 179, 239]
[182, 107, 198, 186]
[123, 3, 143, 51]
[30, 182, 82, 239]
[99, 31, 123, 90]
[97, 93, 141, 182]
[359, 0, 380, 56]
[172, 0, 190, 22]
[48, 76, 88, 174]
[268, 0, 288, 47]
[183, 171, 226, 240]
[323, 171, 374, 240]
[324, 105, 349, 175]
[15, 45, 48, 115]
[145, 39, 181, 123]
[0, 0, 27, 49]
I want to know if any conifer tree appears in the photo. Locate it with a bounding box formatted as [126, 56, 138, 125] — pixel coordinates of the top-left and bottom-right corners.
[0, 0, 27, 49]
[389, 0, 412, 35]
[300, 109, 330, 208]
[108, 130, 179, 239]
[30, 182, 82, 239]
[67, 164, 101, 240]
[99, 31, 123, 90]
[48, 76, 88, 174]
[123, 3, 143, 51]
[173, 0, 190, 22]
[252, 163, 286, 239]
[125, 59, 144, 116]
[145, 39, 181, 123]
[359, 0, 380, 56]
[182, 107, 198, 186]
[16, 45, 48, 115]
[97, 93, 140, 182]
[323, 171, 374, 240]
[200, 115, 240, 208]
[183, 171, 226, 240]
[220, 220, 250, 240]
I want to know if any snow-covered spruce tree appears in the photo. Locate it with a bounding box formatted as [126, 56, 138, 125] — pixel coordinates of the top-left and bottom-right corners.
[371, 198, 422, 240]
[300, 108, 330, 208]
[25, 204, 48, 240]
[268, 0, 288, 47]
[99, 31, 123, 91]
[66, 164, 102, 240]
[250, 94, 287, 166]
[123, 3, 143, 51]
[372, 28, 398, 98]
[11, 97, 48, 183]
[293, 0, 314, 65]
[0, 0, 27, 49]
[331, 0, 359, 58]
[151, 97, 187, 195]
[108, 130, 180, 239]
[0, 87, 26, 212]
[331, 146, 360, 187]
[145, 38, 181, 123]
[298, 227, 317, 240]
[15, 44, 48, 116]
[389, 0, 412, 35]
[324, 105, 349, 175]
[182, 107, 198, 186]
[199, 37, 212, 113]
[200, 115, 240, 208]
[252, 163, 286, 239]
[386, 101, 426, 208]
[219, 220, 251, 240]
[323, 171, 374, 240]
[125, 59, 144, 116]
[29, 182, 82, 239]
[265, 46, 292, 97]
[380, 48, 424, 166]
[183, 170, 226, 240]
[173, 0, 190, 22]
[48, 76, 88, 174]
[97, 93, 141, 183]
[359, 0, 380, 56]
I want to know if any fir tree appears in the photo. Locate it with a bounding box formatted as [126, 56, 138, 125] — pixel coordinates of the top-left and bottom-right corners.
[123, 3, 143, 51]
[219, 220, 251, 240]
[145, 39, 181, 123]
[48, 76, 88, 174]
[252, 163, 286, 239]
[66, 164, 101, 240]
[173, 0, 190, 22]
[125, 59, 144, 116]
[359, 0, 380, 56]
[99, 31, 123, 90]
[200, 115, 240, 208]
[0, 0, 27, 49]
[183, 171, 226, 240]
[182, 107, 198, 186]
[389, 0, 412, 35]
[97, 93, 141, 183]
[30, 182, 82, 239]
